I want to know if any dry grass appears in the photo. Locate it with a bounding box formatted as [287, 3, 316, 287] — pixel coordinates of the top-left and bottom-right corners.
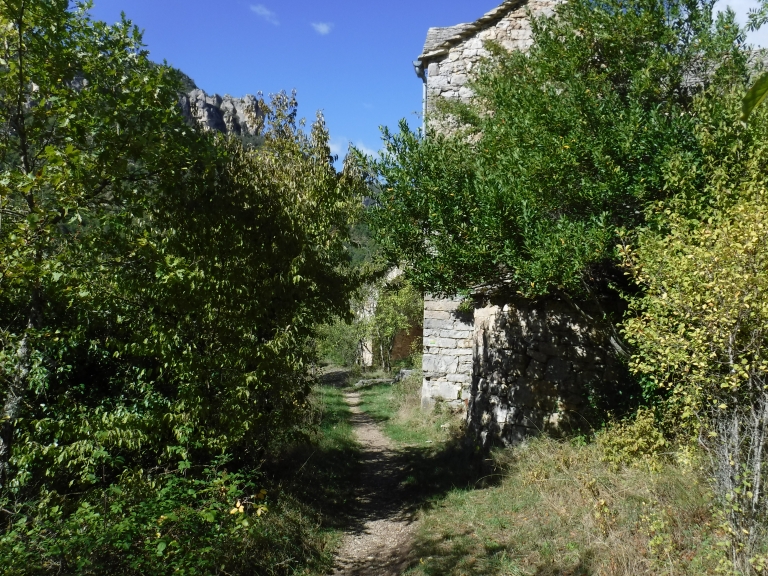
[355, 371, 734, 574]
[359, 371, 465, 446]
[405, 437, 727, 575]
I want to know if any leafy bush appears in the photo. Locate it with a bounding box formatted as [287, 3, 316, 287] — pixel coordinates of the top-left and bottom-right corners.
[0, 1, 362, 572]
[367, 0, 745, 299]
[316, 318, 366, 367]
[598, 408, 668, 472]
[368, 276, 423, 371]
[0, 462, 333, 575]
[621, 83, 768, 571]
[317, 276, 422, 371]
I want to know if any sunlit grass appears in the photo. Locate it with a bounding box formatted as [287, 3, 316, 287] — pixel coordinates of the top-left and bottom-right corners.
[405, 437, 725, 576]
[358, 372, 464, 446]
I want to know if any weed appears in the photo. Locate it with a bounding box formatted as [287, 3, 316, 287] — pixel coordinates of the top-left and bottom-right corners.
[405, 437, 727, 575]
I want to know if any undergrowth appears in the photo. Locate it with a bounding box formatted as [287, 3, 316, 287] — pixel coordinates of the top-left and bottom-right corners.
[406, 437, 727, 575]
[358, 372, 464, 446]
[356, 372, 742, 574]
[0, 378, 359, 576]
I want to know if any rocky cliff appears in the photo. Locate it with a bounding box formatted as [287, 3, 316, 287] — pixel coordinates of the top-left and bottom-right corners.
[177, 74, 262, 140]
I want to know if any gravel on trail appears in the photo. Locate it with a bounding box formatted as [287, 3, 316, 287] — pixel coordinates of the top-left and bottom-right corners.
[331, 390, 417, 576]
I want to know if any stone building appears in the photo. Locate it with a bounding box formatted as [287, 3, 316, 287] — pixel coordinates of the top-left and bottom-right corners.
[415, 1, 627, 447]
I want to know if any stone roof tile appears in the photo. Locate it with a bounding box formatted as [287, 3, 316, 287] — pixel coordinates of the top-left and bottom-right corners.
[419, 0, 526, 61]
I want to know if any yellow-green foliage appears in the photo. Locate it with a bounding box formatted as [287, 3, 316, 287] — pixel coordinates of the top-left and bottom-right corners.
[621, 86, 768, 573]
[598, 408, 668, 471]
[621, 87, 768, 431]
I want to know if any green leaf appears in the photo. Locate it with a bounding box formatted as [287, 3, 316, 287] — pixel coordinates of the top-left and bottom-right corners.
[742, 72, 768, 121]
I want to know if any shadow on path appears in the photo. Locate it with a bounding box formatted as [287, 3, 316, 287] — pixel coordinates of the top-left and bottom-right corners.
[267, 370, 496, 576]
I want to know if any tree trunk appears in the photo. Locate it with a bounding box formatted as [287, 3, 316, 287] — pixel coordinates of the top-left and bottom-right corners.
[0, 296, 40, 489]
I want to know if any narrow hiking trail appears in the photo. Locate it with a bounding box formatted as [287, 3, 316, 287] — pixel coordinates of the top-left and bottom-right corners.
[331, 390, 417, 576]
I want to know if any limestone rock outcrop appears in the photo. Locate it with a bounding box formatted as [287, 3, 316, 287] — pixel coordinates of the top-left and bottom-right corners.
[179, 89, 262, 139]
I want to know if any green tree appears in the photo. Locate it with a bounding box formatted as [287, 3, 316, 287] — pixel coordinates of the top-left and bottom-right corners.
[0, 1, 363, 572]
[367, 0, 745, 301]
[368, 277, 422, 372]
[622, 82, 768, 572]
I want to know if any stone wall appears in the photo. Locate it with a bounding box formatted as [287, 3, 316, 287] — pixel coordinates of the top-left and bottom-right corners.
[423, 0, 557, 110]
[421, 296, 473, 409]
[467, 298, 625, 447]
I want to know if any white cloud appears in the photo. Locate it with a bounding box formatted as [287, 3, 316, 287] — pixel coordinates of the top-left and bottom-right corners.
[329, 137, 348, 157]
[311, 22, 333, 35]
[251, 4, 279, 25]
[355, 141, 378, 158]
[328, 138, 377, 159]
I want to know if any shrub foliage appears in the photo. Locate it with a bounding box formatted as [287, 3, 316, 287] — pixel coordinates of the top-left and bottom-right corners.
[367, 0, 745, 299]
[0, 1, 362, 572]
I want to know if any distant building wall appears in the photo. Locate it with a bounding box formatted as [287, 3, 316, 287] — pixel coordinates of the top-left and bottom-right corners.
[422, 296, 473, 410]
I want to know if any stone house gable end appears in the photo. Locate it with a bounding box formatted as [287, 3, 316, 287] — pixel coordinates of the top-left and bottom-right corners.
[416, 1, 625, 447]
[414, 0, 557, 110]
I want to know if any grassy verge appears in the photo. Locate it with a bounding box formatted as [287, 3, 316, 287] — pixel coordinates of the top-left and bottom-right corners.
[356, 372, 730, 575]
[359, 372, 464, 446]
[260, 371, 361, 575]
[406, 438, 725, 575]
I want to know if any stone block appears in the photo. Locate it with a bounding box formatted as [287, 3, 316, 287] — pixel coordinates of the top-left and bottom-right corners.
[545, 357, 571, 382]
[424, 297, 462, 311]
[435, 337, 458, 349]
[429, 75, 451, 90]
[447, 373, 471, 383]
[435, 380, 461, 401]
[437, 356, 460, 374]
[452, 74, 468, 86]
[459, 86, 475, 100]
[444, 348, 473, 357]
[423, 318, 454, 330]
[425, 310, 453, 321]
[427, 62, 440, 76]
[440, 329, 472, 339]
[467, 37, 484, 50]
[422, 354, 438, 373]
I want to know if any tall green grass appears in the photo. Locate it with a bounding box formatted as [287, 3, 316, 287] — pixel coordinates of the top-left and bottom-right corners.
[358, 372, 463, 446]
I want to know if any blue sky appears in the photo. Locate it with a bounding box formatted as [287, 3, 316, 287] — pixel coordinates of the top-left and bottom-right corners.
[87, 0, 766, 159]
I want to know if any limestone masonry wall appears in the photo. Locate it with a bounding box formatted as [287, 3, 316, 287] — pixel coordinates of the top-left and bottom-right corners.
[468, 299, 624, 447]
[422, 296, 473, 410]
[424, 0, 557, 109]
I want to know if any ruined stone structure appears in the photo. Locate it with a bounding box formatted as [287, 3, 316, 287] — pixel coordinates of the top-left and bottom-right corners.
[414, 0, 557, 109]
[470, 299, 625, 446]
[416, 1, 625, 445]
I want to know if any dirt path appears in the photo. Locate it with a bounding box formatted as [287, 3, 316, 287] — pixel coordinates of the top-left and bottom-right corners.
[331, 390, 416, 576]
